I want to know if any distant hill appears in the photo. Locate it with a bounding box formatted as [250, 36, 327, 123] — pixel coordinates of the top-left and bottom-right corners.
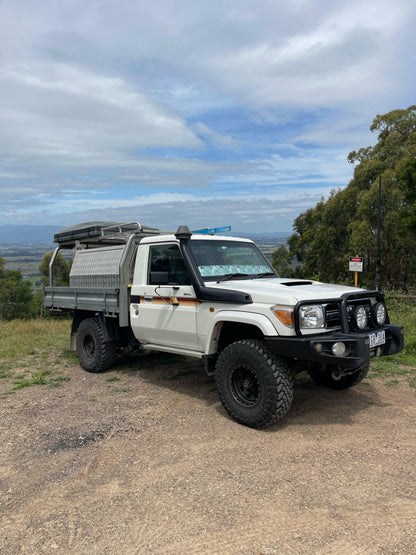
[0, 225, 60, 244]
[231, 231, 289, 239]
[0, 224, 289, 245]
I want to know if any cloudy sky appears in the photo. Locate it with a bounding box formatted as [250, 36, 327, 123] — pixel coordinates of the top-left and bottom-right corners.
[0, 0, 415, 233]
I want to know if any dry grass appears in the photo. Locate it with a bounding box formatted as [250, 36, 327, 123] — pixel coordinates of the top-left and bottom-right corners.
[0, 318, 73, 396]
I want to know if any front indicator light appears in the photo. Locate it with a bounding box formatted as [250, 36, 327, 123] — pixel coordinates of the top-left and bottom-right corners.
[273, 308, 294, 327]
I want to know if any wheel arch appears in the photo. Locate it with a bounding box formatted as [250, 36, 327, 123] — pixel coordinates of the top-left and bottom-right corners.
[205, 311, 277, 355]
[71, 310, 120, 350]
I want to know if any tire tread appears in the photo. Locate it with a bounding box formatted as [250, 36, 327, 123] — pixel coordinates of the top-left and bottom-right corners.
[76, 317, 117, 373]
[215, 339, 294, 428]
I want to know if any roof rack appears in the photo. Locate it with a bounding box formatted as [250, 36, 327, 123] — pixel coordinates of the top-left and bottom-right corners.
[54, 221, 232, 248]
[54, 221, 160, 248]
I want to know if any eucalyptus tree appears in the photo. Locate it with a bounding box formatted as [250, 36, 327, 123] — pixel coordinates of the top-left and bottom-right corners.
[0, 255, 34, 320]
[279, 105, 416, 290]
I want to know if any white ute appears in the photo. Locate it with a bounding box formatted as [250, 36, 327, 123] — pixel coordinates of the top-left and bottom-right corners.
[44, 222, 404, 428]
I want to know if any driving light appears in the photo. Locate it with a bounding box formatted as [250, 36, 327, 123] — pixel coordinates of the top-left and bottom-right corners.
[371, 302, 386, 327]
[299, 305, 324, 329]
[354, 305, 368, 330]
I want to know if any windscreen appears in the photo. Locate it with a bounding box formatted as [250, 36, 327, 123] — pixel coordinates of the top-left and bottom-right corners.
[188, 240, 274, 280]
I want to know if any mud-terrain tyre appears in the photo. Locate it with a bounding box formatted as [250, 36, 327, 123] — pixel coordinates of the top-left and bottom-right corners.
[76, 317, 117, 373]
[214, 339, 294, 428]
[308, 362, 370, 390]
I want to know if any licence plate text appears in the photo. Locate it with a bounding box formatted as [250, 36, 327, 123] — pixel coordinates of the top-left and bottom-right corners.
[369, 330, 386, 348]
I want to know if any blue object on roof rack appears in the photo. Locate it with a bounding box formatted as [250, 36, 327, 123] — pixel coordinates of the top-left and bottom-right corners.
[192, 226, 231, 234]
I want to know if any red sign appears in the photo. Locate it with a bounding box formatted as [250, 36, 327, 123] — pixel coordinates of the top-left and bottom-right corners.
[349, 257, 364, 272]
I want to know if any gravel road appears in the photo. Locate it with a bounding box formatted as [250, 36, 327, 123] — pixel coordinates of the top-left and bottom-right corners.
[1, 351, 415, 554]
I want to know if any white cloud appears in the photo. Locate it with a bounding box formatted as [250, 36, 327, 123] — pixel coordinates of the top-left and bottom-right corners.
[16, 191, 334, 233]
[185, 1, 411, 113]
[193, 122, 241, 149]
[0, 0, 414, 230]
[0, 62, 201, 157]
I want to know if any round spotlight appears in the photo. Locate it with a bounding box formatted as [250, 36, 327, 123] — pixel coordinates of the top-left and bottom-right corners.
[354, 305, 368, 330]
[372, 302, 386, 327]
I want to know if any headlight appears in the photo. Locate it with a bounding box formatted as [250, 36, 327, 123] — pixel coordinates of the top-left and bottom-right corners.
[371, 302, 386, 327]
[299, 305, 325, 329]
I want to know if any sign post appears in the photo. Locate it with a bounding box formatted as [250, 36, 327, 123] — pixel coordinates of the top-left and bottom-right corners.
[349, 256, 364, 287]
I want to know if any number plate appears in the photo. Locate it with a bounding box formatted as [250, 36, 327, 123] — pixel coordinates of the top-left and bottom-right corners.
[369, 330, 386, 348]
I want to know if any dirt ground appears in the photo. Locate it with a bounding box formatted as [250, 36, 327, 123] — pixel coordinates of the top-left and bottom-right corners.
[1, 351, 415, 555]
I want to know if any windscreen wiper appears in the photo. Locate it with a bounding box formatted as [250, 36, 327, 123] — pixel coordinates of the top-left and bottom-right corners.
[216, 273, 249, 283]
[255, 272, 277, 278]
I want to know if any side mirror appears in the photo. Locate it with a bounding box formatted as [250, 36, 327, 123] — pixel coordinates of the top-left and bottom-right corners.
[150, 271, 170, 285]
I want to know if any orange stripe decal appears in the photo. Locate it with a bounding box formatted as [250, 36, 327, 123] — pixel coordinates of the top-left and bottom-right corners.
[140, 296, 201, 306]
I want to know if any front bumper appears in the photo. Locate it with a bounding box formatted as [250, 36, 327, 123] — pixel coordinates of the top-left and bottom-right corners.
[265, 324, 404, 370]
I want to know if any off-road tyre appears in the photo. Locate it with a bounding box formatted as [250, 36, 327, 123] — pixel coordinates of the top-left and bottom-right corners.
[214, 339, 294, 428]
[76, 317, 117, 373]
[308, 362, 370, 390]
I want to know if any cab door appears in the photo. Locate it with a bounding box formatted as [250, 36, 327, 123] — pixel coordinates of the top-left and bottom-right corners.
[130, 242, 201, 351]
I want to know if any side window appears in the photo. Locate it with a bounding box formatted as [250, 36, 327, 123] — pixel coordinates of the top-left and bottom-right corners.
[148, 244, 191, 285]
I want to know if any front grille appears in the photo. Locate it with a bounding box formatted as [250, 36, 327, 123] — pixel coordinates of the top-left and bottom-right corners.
[324, 303, 342, 329]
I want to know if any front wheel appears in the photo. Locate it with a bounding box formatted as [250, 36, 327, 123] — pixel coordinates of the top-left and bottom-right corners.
[76, 317, 117, 373]
[308, 362, 370, 390]
[214, 339, 294, 428]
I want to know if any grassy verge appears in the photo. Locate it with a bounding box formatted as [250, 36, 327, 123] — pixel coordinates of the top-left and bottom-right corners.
[0, 318, 74, 396]
[369, 296, 416, 387]
[0, 295, 415, 396]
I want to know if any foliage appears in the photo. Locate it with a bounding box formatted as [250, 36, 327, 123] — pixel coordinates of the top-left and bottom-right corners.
[399, 157, 416, 234]
[0, 249, 71, 320]
[280, 106, 416, 290]
[0, 255, 36, 320]
[271, 245, 295, 277]
[39, 251, 70, 286]
[370, 296, 416, 386]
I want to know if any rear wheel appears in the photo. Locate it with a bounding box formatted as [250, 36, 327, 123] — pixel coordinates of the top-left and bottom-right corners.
[215, 339, 294, 428]
[308, 362, 370, 390]
[76, 317, 117, 373]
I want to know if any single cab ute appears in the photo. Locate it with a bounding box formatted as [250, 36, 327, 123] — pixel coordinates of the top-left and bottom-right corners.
[44, 221, 404, 428]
